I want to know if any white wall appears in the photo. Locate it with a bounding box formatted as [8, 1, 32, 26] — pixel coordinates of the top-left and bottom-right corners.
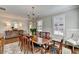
[41, 16, 52, 37]
[65, 8, 79, 40]
[42, 16, 52, 31]
[38, 7, 79, 40]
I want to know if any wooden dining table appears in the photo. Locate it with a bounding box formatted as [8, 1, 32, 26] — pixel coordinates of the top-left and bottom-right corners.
[25, 35, 63, 54]
[31, 38, 53, 53]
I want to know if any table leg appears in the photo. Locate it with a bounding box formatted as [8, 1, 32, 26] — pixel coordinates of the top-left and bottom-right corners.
[72, 46, 74, 53]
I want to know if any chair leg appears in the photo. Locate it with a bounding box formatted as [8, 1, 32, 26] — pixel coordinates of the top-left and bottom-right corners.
[25, 45, 28, 54]
[0, 46, 3, 54]
[20, 43, 22, 51]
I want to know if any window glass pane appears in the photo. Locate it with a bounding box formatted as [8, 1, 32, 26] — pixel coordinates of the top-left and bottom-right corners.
[37, 20, 42, 31]
[54, 30, 63, 36]
[53, 14, 65, 36]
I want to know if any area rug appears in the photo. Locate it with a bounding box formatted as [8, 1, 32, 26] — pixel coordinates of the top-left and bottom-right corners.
[4, 42, 24, 54]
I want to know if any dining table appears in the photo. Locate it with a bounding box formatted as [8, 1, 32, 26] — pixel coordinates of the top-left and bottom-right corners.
[25, 35, 60, 54]
[31, 37, 53, 54]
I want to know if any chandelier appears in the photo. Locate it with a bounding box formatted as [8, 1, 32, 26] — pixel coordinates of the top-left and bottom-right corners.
[27, 6, 39, 20]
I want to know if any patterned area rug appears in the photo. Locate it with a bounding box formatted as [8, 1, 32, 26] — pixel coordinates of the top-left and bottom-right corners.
[3, 42, 41, 54]
[4, 42, 24, 54]
[4, 42, 78, 54]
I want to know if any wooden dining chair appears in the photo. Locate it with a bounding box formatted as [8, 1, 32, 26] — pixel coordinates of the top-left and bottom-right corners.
[57, 39, 63, 54]
[18, 35, 22, 46]
[26, 36, 33, 53]
[24, 35, 33, 54]
[18, 35, 28, 53]
[23, 36, 29, 54]
[50, 39, 63, 54]
[31, 35, 42, 54]
[41, 38, 52, 54]
[18, 35, 23, 51]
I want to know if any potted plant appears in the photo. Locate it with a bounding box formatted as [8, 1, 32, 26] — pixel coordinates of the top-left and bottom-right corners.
[30, 28, 37, 35]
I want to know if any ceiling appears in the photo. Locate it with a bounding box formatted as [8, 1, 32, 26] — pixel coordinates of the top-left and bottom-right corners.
[0, 5, 78, 20]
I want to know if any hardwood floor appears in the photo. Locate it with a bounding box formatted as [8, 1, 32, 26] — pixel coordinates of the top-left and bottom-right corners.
[0, 37, 18, 54]
[4, 37, 18, 44]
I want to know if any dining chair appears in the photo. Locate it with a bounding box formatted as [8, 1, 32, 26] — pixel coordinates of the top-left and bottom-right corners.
[31, 35, 42, 54]
[18, 35, 28, 53]
[25, 35, 33, 54]
[23, 36, 29, 54]
[41, 38, 52, 54]
[18, 35, 22, 46]
[18, 35, 23, 51]
[50, 39, 63, 54]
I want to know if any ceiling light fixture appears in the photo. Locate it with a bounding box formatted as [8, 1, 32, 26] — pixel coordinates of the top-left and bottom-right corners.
[27, 6, 39, 20]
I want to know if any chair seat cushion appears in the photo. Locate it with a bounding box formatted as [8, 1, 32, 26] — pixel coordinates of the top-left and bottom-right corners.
[34, 43, 41, 48]
[51, 47, 57, 53]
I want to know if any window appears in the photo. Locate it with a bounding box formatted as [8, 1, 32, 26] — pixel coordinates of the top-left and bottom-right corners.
[53, 14, 65, 36]
[14, 23, 18, 28]
[37, 20, 43, 31]
[29, 22, 33, 29]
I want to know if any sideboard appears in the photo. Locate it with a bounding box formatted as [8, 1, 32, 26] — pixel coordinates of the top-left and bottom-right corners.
[5, 30, 24, 39]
